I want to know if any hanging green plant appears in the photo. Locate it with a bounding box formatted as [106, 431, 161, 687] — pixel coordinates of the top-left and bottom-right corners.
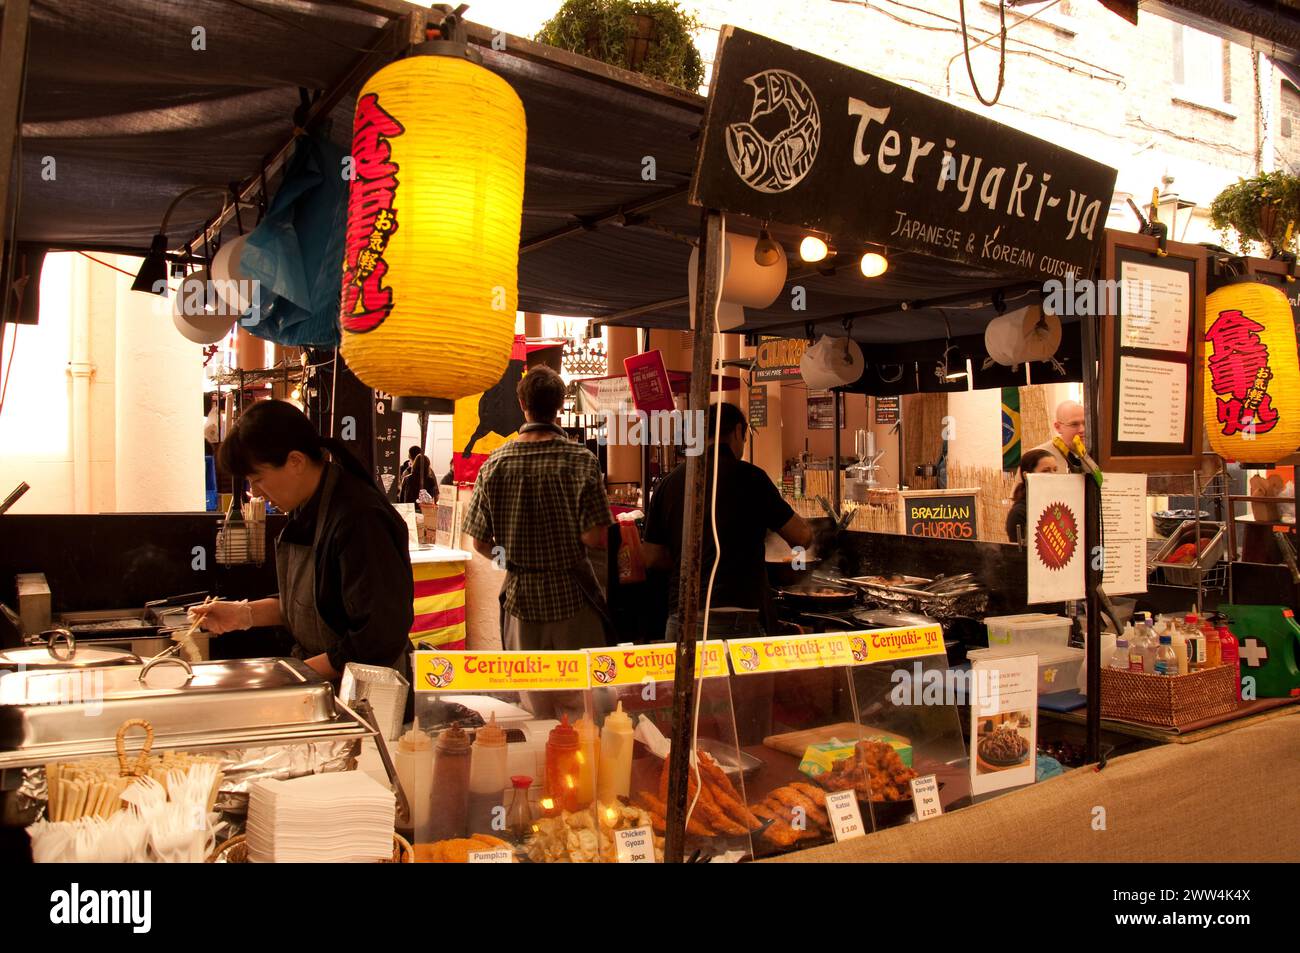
[1209, 171, 1300, 258]
[535, 0, 706, 91]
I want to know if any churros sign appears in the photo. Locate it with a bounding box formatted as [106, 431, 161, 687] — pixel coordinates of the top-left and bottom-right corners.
[585, 644, 728, 686]
[414, 651, 590, 692]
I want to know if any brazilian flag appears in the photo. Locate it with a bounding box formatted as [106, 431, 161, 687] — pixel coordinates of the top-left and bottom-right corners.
[1002, 387, 1021, 471]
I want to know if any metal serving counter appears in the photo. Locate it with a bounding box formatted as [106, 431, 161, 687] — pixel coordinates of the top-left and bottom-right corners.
[0, 657, 372, 770]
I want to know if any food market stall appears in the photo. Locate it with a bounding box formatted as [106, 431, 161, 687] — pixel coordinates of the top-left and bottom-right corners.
[2, 0, 1298, 865]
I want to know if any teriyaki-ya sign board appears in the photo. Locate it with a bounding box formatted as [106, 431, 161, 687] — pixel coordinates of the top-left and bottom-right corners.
[690, 27, 1118, 280]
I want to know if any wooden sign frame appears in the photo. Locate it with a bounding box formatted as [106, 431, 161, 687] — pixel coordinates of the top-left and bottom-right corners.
[1098, 231, 1206, 473]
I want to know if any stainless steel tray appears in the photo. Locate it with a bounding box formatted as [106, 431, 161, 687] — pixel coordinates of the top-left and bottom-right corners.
[0, 657, 371, 769]
[1153, 520, 1226, 588]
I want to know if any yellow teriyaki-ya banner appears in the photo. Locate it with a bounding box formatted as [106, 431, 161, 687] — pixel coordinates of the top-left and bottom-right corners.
[844, 626, 946, 665]
[414, 651, 588, 693]
[726, 634, 855, 674]
[586, 643, 729, 686]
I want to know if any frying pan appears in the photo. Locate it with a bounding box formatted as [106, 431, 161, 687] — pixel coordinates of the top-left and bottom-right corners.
[774, 583, 858, 612]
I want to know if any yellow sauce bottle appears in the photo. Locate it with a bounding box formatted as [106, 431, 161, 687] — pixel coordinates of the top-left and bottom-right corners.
[597, 701, 635, 804]
[573, 714, 600, 808]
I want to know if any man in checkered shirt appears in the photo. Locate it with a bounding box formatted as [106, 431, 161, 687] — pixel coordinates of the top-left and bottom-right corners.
[464, 366, 613, 651]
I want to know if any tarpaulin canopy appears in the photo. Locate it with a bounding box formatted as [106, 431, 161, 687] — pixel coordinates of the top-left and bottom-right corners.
[8, 0, 1094, 392]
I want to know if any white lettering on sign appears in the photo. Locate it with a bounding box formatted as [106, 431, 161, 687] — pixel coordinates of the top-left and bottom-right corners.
[467, 849, 513, 864]
[910, 774, 943, 821]
[615, 826, 656, 863]
[825, 790, 866, 842]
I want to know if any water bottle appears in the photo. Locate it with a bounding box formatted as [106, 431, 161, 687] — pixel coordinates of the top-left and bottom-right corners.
[1110, 638, 1132, 670]
[1154, 635, 1178, 676]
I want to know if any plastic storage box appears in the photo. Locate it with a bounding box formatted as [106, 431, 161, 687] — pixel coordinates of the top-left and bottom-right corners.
[984, 613, 1071, 650]
[967, 644, 1085, 696]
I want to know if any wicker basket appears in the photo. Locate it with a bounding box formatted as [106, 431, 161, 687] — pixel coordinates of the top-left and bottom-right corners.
[1099, 665, 1238, 729]
[207, 833, 413, 864]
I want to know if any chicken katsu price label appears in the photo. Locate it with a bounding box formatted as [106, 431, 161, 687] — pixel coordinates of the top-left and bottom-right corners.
[414, 651, 590, 692]
[726, 634, 855, 674]
[587, 643, 728, 686]
[614, 826, 657, 864]
[843, 625, 946, 665]
[910, 774, 943, 821]
[467, 849, 514, 863]
[825, 790, 866, 842]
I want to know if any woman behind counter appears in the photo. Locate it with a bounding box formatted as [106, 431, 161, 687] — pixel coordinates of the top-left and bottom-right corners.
[1005, 448, 1058, 544]
[191, 400, 414, 680]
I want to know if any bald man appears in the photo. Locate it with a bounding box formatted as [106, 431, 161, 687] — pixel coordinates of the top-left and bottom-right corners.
[1033, 399, 1085, 472]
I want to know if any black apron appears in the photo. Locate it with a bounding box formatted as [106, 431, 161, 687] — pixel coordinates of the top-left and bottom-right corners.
[277, 465, 409, 675]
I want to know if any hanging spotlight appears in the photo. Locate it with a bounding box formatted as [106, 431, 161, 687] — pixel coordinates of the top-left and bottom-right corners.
[860, 251, 889, 278]
[131, 234, 171, 295]
[131, 185, 231, 297]
[753, 228, 784, 267]
[799, 235, 829, 263]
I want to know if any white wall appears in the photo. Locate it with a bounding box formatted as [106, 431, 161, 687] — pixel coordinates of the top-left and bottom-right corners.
[0, 252, 205, 513]
[946, 388, 1003, 472]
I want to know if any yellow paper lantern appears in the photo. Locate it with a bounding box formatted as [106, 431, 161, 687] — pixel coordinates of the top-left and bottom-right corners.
[339, 53, 526, 400]
[1203, 280, 1300, 461]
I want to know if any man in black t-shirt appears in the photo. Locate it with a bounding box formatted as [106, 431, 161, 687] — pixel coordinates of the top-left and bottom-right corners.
[642, 402, 812, 638]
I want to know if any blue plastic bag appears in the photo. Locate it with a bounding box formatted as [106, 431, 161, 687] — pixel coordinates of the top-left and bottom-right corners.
[239, 133, 346, 347]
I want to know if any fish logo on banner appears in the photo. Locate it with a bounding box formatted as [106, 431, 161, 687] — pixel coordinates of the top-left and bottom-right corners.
[425, 657, 455, 689]
[737, 645, 761, 672]
[726, 70, 821, 193]
[592, 654, 617, 685]
[849, 637, 869, 662]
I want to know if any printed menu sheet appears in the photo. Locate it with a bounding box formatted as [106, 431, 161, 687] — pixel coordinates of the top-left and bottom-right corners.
[1120, 260, 1191, 353]
[1116, 356, 1187, 444]
[969, 653, 1038, 797]
[1100, 473, 1148, 595]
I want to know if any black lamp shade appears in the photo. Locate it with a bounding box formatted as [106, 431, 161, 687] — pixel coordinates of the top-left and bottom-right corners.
[131, 234, 170, 295]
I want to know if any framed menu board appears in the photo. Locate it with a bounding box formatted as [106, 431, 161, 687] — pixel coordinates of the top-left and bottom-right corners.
[1098, 232, 1206, 473]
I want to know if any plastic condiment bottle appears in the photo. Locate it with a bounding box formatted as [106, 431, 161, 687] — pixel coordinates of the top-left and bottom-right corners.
[544, 715, 582, 814]
[572, 715, 599, 808]
[597, 701, 635, 804]
[1170, 627, 1189, 675]
[467, 713, 509, 836]
[506, 775, 534, 843]
[1128, 634, 1145, 673]
[1183, 615, 1204, 671]
[395, 724, 433, 838]
[1218, 627, 1241, 700]
[1154, 635, 1178, 676]
[1140, 621, 1160, 673]
[1203, 622, 1222, 668]
[429, 723, 472, 841]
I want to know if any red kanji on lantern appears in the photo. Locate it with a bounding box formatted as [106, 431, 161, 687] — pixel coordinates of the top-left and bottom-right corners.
[1205, 309, 1279, 436]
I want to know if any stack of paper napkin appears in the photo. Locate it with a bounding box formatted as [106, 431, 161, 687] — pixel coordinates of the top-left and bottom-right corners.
[247, 771, 395, 863]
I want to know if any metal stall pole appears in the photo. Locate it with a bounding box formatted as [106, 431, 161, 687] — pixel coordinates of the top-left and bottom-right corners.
[665, 210, 722, 863]
[832, 390, 842, 515]
[1080, 301, 1103, 765]
[641, 329, 651, 503]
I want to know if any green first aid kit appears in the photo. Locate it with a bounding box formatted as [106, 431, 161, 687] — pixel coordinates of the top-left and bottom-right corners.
[1218, 604, 1300, 699]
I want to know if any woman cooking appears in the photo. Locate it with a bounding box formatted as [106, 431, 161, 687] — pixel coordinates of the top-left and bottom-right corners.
[190, 400, 414, 680]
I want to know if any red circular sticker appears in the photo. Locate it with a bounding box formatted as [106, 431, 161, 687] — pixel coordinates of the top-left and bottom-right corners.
[1034, 503, 1079, 570]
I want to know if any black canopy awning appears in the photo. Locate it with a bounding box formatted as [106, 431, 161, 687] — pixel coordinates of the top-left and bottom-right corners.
[11, 0, 1088, 392]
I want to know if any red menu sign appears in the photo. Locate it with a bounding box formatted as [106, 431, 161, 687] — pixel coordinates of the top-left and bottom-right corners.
[624, 350, 675, 413]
